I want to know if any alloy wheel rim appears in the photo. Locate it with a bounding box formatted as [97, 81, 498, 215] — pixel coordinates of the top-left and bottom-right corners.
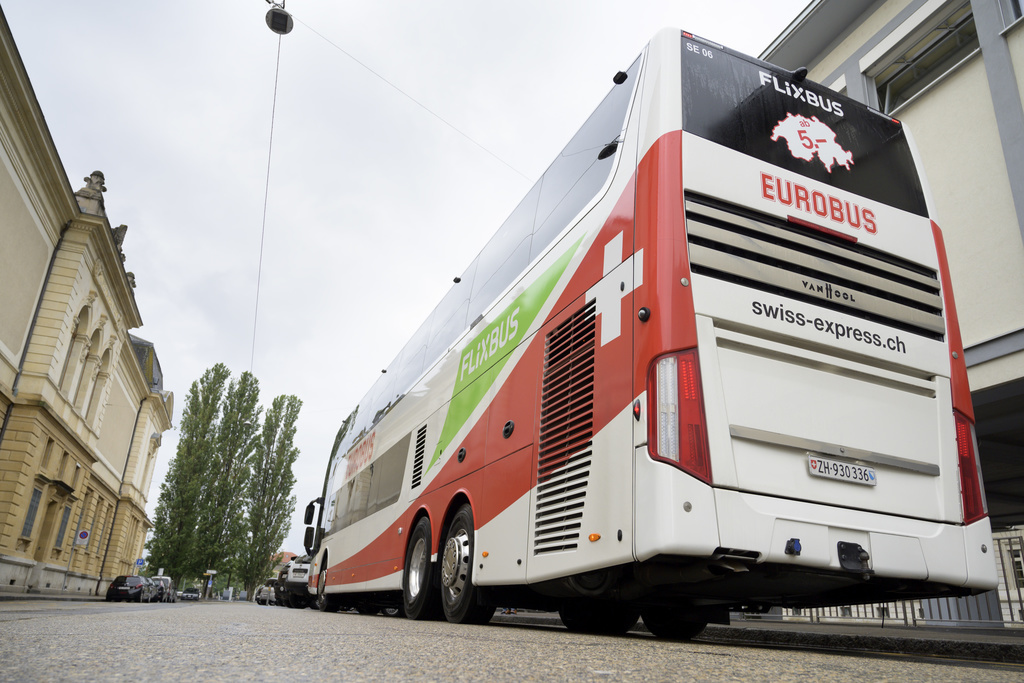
[408, 537, 427, 600]
[440, 527, 470, 602]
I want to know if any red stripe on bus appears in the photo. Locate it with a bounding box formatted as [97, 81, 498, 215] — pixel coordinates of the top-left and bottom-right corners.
[931, 220, 974, 422]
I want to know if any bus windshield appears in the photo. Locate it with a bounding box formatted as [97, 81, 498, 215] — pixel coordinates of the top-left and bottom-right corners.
[680, 32, 928, 217]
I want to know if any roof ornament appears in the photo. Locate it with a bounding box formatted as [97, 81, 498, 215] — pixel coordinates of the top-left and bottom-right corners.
[75, 170, 107, 216]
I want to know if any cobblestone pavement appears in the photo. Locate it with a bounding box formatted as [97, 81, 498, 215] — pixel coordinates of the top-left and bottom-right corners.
[1, 600, 1022, 682]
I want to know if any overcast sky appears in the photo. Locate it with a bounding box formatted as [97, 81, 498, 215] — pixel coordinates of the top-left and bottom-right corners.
[3, 0, 810, 558]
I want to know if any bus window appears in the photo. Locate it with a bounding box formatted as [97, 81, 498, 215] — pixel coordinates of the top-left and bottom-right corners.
[469, 182, 540, 320]
[531, 56, 640, 261]
[426, 287, 471, 365]
[366, 435, 411, 517]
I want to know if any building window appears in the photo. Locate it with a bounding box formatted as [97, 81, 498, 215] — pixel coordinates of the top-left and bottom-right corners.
[41, 438, 55, 471]
[21, 488, 43, 537]
[55, 505, 72, 548]
[1000, 0, 1023, 26]
[93, 510, 104, 553]
[873, 2, 979, 113]
[1013, 548, 1024, 586]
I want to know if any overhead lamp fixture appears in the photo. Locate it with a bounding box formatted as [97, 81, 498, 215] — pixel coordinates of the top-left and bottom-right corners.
[266, 4, 293, 35]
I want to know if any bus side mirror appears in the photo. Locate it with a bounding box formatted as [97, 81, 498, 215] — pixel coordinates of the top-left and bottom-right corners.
[304, 501, 317, 525]
[303, 526, 315, 555]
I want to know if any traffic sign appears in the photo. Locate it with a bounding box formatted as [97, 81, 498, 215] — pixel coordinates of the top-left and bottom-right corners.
[136, 558, 144, 567]
[74, 530, 90, 546]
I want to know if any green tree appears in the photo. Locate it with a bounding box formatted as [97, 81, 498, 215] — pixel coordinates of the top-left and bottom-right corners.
[147, 364, 232, 586]
[239, 394, 302, 596]
[194, 372, 262, 582]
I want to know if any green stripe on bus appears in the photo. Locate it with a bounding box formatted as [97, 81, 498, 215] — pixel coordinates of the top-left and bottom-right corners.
[428, 238, 583, 473]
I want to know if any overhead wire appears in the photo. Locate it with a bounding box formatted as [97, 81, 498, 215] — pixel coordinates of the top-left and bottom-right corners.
[251, 33, 283, 374]
[292, 15, 534, 183]
[249, 7, 533, 373]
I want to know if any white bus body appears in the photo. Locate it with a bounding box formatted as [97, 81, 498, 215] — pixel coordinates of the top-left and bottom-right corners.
[304, 28, 995, 636]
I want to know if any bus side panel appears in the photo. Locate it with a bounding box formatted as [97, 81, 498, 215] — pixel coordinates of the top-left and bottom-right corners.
[633, 435, 721, 562]
[475, 446, 533, 585]
[524, 247, 638, 584]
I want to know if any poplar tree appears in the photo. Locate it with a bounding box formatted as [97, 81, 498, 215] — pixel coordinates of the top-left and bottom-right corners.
[239, 394, 302, 596]
[147, 363, 231, 585]
[194, 372, 262, 578]
[148, 366, 303, 596]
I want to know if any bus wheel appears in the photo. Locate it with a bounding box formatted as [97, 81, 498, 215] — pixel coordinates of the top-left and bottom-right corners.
[316, 568, 339, 613]
[403, 516, 442, 620]
[440, 504, 493, 625]
[559, 601, 639, 635]
[639, 606, 706, 640]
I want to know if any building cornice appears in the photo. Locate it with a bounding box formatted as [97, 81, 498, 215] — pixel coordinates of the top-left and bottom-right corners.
[65, 214, 143, 331]
[761, 0, 880, 69]
[0, 8, 79, 240]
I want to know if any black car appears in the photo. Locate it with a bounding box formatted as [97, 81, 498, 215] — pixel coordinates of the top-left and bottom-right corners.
[105, 575, 157, 603]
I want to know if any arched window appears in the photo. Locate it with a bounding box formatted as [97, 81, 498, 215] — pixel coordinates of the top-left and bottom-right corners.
[73, 328, 102, 412]
[59, 306, 90, 396]
[85, 349, 112, 424]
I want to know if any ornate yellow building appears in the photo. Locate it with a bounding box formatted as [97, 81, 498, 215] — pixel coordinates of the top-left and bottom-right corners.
[0, 10, 172, 596]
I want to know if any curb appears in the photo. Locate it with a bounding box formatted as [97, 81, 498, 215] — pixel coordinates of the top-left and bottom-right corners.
[0, 593, 104, 602]
[697, 624, 1024, 664]
[491, 613, 1024, 664]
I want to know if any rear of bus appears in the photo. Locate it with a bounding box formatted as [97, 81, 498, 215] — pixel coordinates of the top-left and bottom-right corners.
[632, 29, 996, 608]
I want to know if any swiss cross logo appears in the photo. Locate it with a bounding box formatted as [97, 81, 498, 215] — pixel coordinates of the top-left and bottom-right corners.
[810, 460, 818, 470]
[771, 113, 853, 174]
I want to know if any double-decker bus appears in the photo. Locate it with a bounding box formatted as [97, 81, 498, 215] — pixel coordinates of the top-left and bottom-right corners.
[302, 28, 996, 637]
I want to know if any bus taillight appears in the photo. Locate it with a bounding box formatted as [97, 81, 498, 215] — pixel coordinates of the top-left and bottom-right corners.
[648, 349, 711, 483]
[954, 411, 987, 525]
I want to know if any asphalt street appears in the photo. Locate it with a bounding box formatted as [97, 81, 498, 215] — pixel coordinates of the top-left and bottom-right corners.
[1, 600, 1022, 682]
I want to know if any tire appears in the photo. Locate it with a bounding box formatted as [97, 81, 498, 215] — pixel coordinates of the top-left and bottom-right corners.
[439, 504, 492, 625]
[316, 568, 340, 613]
[639, 607, 706, 641]
[402, 516, 442, 620]
[559, 601, 640, 635]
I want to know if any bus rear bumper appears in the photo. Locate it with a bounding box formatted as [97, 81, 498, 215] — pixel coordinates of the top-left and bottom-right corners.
[712, 489, 996, 590]
[634, 478, 997, 593]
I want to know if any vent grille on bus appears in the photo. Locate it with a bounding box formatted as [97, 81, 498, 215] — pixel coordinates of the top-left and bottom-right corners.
[411, 425, 427, 489]
[684, 196, 944, 340]
[534, 300, 596, 556]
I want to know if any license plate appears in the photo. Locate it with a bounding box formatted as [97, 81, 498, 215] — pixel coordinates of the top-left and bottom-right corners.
[808, 455, 876, 486]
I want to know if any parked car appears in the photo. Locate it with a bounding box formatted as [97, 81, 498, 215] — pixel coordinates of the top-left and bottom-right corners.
[151, 576, 176, 603]
[254, 583, 276, 606]
[147, 577, 164, 603]
[276, 557, 312, 608]
[180, 587, 201, 601]
[105, 575, 157, 603]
